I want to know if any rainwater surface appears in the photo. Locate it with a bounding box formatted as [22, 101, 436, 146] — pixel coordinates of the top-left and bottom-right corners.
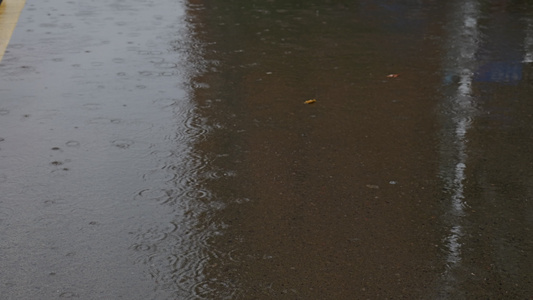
[0, 0, 533, 299]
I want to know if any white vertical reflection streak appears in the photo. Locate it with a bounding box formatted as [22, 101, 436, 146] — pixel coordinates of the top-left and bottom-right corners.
[523, 17, 533, 63]
[439, 0, 480, 295]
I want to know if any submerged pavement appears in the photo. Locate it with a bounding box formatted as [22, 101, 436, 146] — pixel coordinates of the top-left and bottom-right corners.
[1, 0, 533, 299]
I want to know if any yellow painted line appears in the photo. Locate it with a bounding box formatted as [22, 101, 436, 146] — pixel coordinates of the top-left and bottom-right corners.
[0, 0, 27, 62]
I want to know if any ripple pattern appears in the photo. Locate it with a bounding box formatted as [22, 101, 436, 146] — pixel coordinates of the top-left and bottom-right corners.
[130, 87, 242, 299]
[118, 1, 254, 297]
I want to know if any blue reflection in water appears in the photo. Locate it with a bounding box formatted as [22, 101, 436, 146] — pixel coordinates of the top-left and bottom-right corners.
[475, 62, 523, 84]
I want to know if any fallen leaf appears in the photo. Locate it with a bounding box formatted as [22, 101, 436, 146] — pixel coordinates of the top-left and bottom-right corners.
[386, 74, 399, 78]
[304, 99, 316, 104]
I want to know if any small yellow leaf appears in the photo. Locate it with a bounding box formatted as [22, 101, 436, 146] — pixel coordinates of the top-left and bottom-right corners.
[304, 99, 316, 104]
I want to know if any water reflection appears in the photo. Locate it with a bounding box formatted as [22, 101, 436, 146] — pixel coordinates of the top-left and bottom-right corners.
[437, 0, 533, 298]
[127, 1, 249, 298]
[127, 0, 533, 298]
[437, 1, 480, 295]
[122, 2, 228, 299]
[524, 17, 533, 63]
[173, 0, 443, 298]
[0, 0, 229, 297]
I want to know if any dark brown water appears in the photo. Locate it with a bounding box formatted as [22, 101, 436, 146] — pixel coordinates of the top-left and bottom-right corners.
[1, 0, 532, 299]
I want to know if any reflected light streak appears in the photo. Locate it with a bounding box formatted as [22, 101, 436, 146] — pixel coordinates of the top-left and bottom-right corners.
[446, 225, 463, 264]
[438, 0, 480, 296]
[523, 18, 533, 63]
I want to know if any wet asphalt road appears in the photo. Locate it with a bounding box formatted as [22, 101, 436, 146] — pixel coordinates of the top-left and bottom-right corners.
[1, 0, 533, 299]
